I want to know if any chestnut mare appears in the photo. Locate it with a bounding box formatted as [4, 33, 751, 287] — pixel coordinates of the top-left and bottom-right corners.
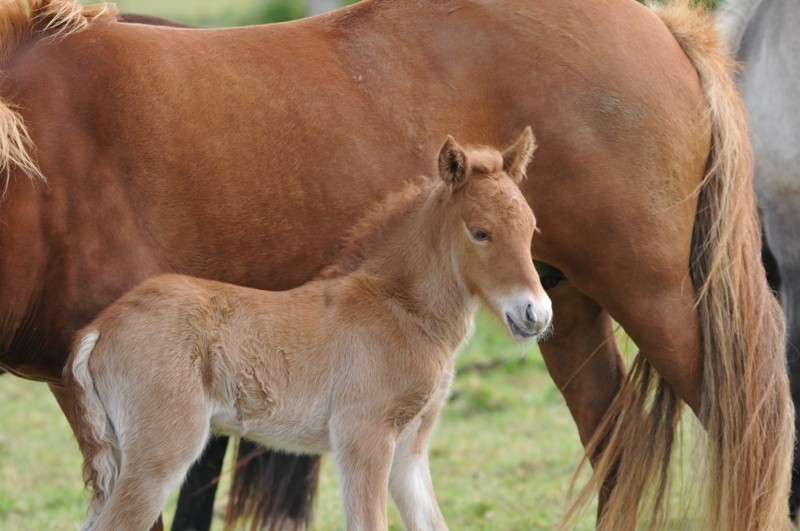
[0, 0, 791, 529]
[66, 131, 552, 531]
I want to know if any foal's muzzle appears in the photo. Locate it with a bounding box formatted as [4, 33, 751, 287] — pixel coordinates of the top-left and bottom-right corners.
[503, 295, 553, 341]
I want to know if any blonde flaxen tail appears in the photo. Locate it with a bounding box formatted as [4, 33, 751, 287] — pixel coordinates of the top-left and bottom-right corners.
[68, 331, 120, 522]
[655, 1, 793, 528]
[560, 1, 793, 529]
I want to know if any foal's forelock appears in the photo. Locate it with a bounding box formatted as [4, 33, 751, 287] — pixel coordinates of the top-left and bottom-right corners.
[463, 148, 504, 177]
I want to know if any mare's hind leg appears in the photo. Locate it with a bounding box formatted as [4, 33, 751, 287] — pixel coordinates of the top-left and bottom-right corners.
[601, 283, 702, 413]
[536, 281, 626, 514]
[541, 249, 702, 528]
[537, 281, 625, 450]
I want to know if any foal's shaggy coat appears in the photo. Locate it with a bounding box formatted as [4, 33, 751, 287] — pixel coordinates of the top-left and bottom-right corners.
[66, 130, 552, 531]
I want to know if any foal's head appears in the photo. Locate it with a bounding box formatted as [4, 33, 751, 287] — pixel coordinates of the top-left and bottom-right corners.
[438, 127, 552, 340]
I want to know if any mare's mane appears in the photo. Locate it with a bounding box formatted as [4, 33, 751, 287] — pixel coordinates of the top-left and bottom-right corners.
[1, 0, 118, 191]
[0, 0, 117, 61]
[318, 146, 506, 280]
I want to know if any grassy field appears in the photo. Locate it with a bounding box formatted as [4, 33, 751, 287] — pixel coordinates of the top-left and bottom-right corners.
[0, 310, 599, 530]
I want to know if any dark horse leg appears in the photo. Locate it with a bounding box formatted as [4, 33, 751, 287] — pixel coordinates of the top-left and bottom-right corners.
[171, 436, 228, 531]
[758, 231, 800, 521]
[786, 276, 800, 523]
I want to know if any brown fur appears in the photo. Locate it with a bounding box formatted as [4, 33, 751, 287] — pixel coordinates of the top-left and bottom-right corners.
[0, 0, 791, 529]
[65, 133, 550, 530]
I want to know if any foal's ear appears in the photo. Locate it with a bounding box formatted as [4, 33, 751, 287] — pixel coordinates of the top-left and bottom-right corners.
[502, 126, 537, 183]
[438, 135, 468, 189]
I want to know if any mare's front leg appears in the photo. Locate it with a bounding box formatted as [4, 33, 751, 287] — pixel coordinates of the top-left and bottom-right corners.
[330, 417, 396, 531]
[388, 378, 451, 531]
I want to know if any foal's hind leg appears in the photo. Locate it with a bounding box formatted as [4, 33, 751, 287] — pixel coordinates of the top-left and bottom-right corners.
[87, 389, 211, 530]
[48, 383, 168, 531]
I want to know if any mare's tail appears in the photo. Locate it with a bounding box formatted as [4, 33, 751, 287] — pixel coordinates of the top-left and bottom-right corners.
[657, 2, 793, 528]
[67, 331, 119, 525]
[562, 2, 792, 529]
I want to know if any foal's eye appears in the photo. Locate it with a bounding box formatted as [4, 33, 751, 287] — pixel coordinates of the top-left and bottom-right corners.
[470, 229, 489, 242]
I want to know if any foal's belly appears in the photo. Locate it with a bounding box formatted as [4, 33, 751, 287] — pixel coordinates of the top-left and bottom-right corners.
[209, 397, 332, 455]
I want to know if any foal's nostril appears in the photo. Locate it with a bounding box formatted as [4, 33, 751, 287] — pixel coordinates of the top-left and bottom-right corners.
[525, 303, 534, 324]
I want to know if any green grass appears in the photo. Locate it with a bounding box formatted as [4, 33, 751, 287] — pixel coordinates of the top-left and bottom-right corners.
[0, 310, 599, 530]
[114, 0, 265, 26]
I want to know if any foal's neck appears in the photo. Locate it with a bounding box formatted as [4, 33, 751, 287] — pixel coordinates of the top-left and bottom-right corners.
[353, 185, 475, 345]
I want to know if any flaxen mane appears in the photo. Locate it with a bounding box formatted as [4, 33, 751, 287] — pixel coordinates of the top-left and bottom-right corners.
[0, 0, 117, 195]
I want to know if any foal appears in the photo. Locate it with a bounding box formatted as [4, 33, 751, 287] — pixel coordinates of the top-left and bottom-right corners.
[65, 128, 552, 531]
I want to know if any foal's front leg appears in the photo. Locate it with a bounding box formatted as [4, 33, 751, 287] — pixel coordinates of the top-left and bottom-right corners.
[331, 420, 396, 531]
[388, 396, 449, 531]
